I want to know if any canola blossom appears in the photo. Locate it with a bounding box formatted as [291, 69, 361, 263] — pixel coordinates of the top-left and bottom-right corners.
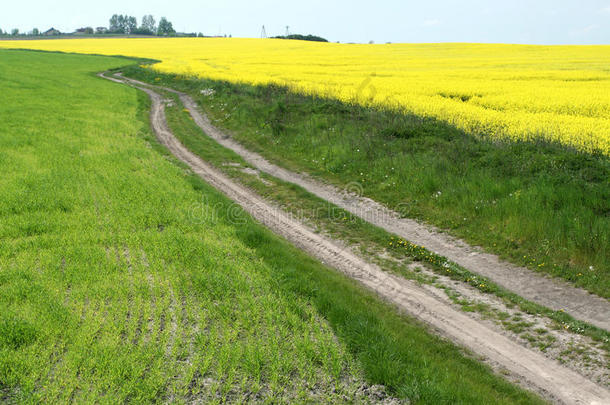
[2, 38, 609, 153]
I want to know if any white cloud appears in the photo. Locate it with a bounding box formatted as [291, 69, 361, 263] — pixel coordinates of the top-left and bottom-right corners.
[422, 19, 441, 27]
[601, 5, 610, 13]
[582, 24, 600, 33]
[570, 24, 600, 38]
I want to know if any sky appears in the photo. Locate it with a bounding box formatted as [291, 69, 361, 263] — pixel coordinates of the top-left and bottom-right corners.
[2, 0, 609, 44]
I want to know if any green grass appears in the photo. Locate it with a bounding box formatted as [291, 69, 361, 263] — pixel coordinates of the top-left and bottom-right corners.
[121, 66, 610, 299]
[0, 49, 544, 403]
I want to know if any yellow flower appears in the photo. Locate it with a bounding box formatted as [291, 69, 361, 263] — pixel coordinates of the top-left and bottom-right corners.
[3, 39, 608, 153]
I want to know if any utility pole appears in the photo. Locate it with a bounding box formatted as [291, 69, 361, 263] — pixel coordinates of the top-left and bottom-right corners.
[261, 25, 267, 38]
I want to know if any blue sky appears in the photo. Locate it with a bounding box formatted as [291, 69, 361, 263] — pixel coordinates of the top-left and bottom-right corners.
[2, 0, 609, 44]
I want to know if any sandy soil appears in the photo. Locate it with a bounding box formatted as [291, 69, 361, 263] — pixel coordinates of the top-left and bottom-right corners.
[101, 72, 610, 404]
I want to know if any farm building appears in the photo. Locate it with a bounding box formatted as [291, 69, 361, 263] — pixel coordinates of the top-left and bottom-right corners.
[43, 28, 61, 36]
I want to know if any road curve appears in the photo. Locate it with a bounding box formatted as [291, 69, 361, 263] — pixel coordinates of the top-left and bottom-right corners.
[100, 72, 610, 404]
[116, 74, 610, 332]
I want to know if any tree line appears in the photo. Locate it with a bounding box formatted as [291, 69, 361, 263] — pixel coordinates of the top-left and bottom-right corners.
[0, 14, 178, 37]
[108, 14, 175, 36]
[273, 34, 328, 42]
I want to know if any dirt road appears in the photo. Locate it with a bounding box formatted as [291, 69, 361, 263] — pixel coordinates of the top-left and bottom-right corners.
[101, 72, 610, 404]
[114, 74, 610, 332]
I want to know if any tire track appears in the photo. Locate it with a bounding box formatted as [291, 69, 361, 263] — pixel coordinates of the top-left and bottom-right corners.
[100, 72, 610, 404]
[117, 73, 610, 331]
[141, 249, 157, 344]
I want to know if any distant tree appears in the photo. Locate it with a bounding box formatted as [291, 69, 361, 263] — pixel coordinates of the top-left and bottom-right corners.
[0, 29, 4, 36]
[157, 17, 175, 36]
[11, 28, 19, 36]
[109, 14, 121, 33]
[109, 14, 137, 34]
[141, 15, 156, 33]
[31, 28, 39, 36]
[132, 28, 152, 35]
[126, 16, 137, 34]
[96, 27, 108, 34]
[118, 15, 126, 32]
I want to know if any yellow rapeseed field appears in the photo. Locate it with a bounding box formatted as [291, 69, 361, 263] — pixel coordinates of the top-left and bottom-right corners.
[1, 38, 609, 153]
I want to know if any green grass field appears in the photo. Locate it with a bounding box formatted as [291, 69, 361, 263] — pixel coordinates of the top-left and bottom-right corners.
[122, 67, 609, 299]
[0, 50, 545, 403]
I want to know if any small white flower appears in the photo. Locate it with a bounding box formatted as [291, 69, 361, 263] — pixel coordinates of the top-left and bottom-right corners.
[200, 88, 216, 96]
